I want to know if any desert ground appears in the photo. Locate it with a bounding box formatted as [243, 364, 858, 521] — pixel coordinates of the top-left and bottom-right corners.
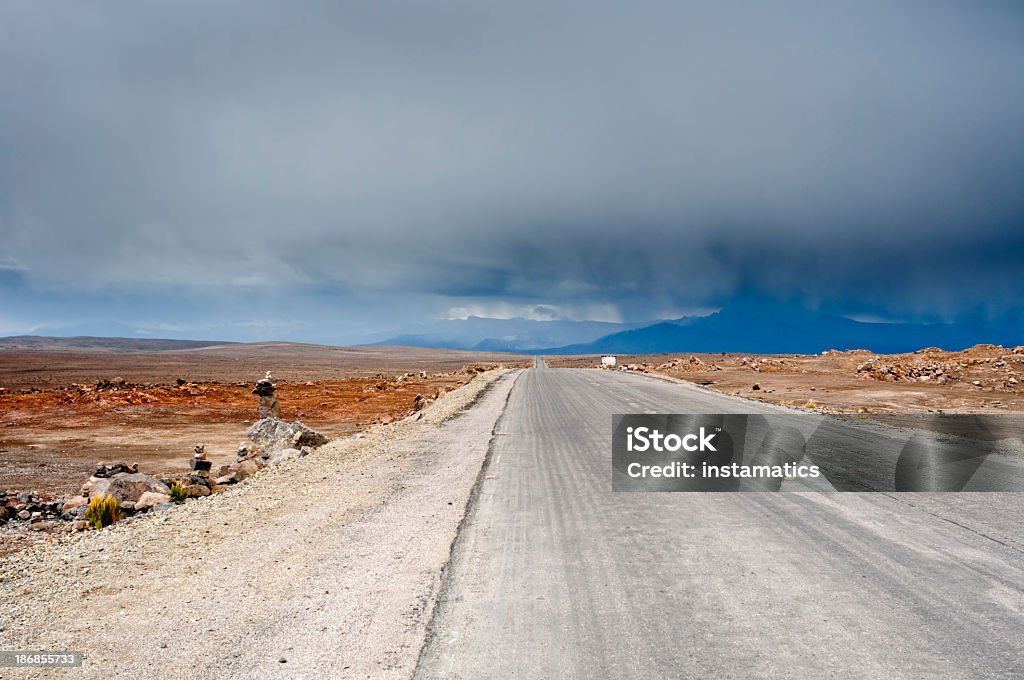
[5, 340, 1023, 502]
[0, 339, 527, 500]
[3, 339, 1022, 559]
[546, 344, 1024, 413]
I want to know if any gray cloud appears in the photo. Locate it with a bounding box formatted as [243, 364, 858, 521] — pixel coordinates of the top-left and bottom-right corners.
[1, 1, 1023, 338]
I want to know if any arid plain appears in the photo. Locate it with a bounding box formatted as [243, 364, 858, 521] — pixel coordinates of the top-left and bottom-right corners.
[0, 338, 528, 498]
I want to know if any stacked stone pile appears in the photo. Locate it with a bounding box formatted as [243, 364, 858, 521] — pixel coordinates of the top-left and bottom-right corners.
[2, 371, 329, 536]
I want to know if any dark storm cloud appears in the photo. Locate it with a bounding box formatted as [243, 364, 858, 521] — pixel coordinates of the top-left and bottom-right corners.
[1, 0, 1023, 337]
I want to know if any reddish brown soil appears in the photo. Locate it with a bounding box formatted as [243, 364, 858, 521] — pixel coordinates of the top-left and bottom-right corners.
[546, 345, 1024, 414]
[0, 344, 528, 499]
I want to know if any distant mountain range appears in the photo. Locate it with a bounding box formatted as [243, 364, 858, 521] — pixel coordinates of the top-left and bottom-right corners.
[370, 316, 642, 352]
[5, 303, 1019, 356]
[0, 336, 235, 352]
[544, 303, 1022, 355]
[370, 304, 1021, 356]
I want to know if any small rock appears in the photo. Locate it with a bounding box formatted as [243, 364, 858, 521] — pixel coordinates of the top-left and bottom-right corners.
[269, 448, 302, 466]
[62, 496, 89, 513]
[253, 374, 276, 396]
[235, 460, 260, 482]
[258, 394, 281, 419]
[186, 473, 211, 486]
[93, 461, 139, 478]
[135, 492, 171, 511]
[190, 458, 213, 472]
[182, 484, 210, 498]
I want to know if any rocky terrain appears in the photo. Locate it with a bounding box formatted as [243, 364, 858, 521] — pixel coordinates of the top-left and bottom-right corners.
[0, 368, 518, 678]
[547, 344, 1024, 413]
[0, 370, 487, 498]
[0, 342, 527, 556]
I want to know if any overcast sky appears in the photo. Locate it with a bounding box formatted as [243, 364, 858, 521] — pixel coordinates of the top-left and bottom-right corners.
[1, 1, 1023, 342]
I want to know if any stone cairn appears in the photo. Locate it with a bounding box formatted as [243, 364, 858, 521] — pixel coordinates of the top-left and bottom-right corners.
[190, 444, 212, 473]
[1, 370, 335, 534]
[253, 371, 281, 419]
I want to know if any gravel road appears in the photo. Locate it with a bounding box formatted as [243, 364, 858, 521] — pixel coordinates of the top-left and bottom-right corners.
[417, 360, 1024, 679]
[0, 369, 520, 679]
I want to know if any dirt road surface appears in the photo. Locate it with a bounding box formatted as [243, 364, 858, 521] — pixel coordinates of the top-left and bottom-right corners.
[417, 360, 1024, 679]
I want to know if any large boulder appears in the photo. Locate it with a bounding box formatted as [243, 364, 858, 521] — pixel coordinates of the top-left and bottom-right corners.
[87, 473, 170, 504]
[245, 418, 327, 455]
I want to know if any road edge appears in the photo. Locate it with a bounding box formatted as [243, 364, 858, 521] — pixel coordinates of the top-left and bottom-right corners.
[412, 367, 526, 678]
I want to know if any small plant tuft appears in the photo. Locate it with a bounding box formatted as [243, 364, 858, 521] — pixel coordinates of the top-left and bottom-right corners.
[803, 400, 817, 409]
[168, 482, 188, 505]
[85, 494, 122, 529]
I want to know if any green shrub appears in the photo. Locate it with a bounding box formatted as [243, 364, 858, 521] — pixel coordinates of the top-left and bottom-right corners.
[85, 494, 122, 529]
[168, 482, 188, 505]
